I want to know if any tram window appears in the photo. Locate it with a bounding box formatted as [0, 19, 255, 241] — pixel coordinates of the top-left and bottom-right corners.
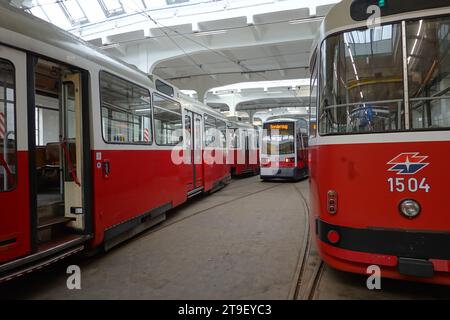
[310, 54, 318, 138]
[100, 71, 152, 144]
[216, 119, 227, 148]
[319, 23, 404, 135]
[204, 114, 216, 147]
[0, 59, 16, 192]
[229, 128, 238, 149]
[155, 79, 174, 97]
[248, 129, 258, 150]
[184, 114, 192, 149]
[153, 93, 182, 146]
[407, 17, 450, 129]
[262, 123, 295, 155]
[35, 104, 59, 146]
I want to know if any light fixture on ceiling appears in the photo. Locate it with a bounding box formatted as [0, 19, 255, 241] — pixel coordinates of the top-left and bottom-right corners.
[194, 30, 227, 37]
[100, 43, 120, 49]
[288, 17, 323, 25]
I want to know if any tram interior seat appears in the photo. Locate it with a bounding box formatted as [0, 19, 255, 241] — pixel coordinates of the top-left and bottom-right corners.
[37, 142, 61, 192]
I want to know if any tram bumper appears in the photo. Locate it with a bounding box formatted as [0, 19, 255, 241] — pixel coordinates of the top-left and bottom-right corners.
[260, 167, 303, 180]
[316, 219, 450, 282]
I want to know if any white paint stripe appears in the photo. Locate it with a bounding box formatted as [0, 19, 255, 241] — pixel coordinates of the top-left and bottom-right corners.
[310, 131, 450, 146]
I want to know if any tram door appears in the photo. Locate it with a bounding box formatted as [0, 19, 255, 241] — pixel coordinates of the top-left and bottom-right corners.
[193, 113, 203, 187]
[184, 110, 203, 192]
[244, 130, 249, 169]
[0, 46, 30, 263]
[61, 72, 84, 231]
[184, 111, 194, 191]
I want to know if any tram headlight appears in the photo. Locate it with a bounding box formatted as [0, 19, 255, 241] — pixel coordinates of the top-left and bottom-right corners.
[399, 199, 421, 218]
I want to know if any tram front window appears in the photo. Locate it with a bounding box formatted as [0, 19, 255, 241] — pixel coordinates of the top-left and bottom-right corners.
[319, 23, 404, 135]
[262, 123, 294, 155]
[407, 17, 450, 130]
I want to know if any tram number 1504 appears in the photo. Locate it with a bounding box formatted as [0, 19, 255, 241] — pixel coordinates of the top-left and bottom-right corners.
[388, 177, 430, 193]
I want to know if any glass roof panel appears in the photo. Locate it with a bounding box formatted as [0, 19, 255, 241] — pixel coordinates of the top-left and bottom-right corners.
[41, 2, 72, 29]
[60, 0, 89, 25]
[29, 6, 49, 22]
[122, 0, 147, 13]
[78, 0, 106, 23]
[99, 0, 124, 16]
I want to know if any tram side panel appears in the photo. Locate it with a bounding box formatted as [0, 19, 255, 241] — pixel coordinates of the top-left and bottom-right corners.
[311, 140, 450, 284]
[90, 149, 188, 247]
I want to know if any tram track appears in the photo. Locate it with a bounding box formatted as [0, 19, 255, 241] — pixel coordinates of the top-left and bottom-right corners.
[290, 181, 324, 300]
[147, 181, 285, 235]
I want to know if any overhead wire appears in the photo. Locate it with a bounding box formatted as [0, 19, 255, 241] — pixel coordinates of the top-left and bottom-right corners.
[28, 0, 313, 112]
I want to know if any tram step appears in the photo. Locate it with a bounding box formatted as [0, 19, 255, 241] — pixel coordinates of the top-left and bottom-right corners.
[37, 216, 76, 243]
[187, 187, 204, 198]
[37, 202, 64, 220]
[37, 216, 75, 230]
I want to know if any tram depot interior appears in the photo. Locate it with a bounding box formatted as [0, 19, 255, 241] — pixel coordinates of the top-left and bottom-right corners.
[1, 0, 450, 300]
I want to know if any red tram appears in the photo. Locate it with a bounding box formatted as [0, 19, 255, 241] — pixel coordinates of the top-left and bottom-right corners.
[309, 0, 450, 284]
[260, 118, 309, 181]
[0, 4, 232, 281]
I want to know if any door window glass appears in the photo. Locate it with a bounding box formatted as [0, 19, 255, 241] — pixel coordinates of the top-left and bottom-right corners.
[0, 59, 16, 192]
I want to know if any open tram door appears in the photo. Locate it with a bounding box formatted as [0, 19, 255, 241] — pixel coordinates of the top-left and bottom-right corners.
[184, 109, 203, 197]
[31, 57, 91, 254]
[60, 72, 85, 232]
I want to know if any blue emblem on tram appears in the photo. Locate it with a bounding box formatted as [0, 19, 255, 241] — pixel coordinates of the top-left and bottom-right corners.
[387, 153, 429, 175]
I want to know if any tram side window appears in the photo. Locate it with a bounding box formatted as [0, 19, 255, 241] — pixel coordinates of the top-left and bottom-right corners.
[407, 17, 450, 129]
[204, 114, 216, 147]
[229, 128, 239, 149]
[0, 59, 16, 192]
[216, 119, 227, 148]
[248, 129, 258, 150]
[319, 23, 404, 135]
[153, 93, 183, 146]
[100, 72, 152, 144]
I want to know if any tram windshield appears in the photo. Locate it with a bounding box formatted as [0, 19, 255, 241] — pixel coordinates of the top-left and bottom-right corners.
[318, 16, 450, 135]
[262, 123, 295, 155]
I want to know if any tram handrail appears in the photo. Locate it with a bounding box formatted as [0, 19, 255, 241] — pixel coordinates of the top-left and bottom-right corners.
[322, 98, 404, 110]
[321, 95, 450, 111]
[61, 140, 81, 187]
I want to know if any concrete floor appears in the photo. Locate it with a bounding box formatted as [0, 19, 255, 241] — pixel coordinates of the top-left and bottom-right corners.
[0, 176, 308, 299]
[1, 176, 450, 299]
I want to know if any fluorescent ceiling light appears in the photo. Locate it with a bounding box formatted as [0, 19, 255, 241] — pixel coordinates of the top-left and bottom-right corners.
[288, 17, 323, 25]
[216, 93, 235, 97]
[194, 30, 227, 37]
[100, 43, 120, 49]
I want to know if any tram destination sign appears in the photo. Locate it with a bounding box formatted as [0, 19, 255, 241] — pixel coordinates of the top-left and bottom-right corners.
[350, 0, 450, 21]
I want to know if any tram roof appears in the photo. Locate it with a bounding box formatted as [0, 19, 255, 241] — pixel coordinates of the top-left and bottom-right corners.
[310, 0, 450, 63]
[0, 2, 153, 89]
[0, 2, 230, 120]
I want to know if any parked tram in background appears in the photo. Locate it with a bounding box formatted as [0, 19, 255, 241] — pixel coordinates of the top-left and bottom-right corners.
[309, 0, 450, 284]
[228, 121, 260, 176]
[260, 118, 308, 181]
[0, 3, 231, 282]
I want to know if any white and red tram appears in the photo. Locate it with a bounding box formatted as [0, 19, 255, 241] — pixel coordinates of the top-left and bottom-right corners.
[260, 118, 309, 181]
[309, 0, 450, 284]
[0, 3, 231, 281]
